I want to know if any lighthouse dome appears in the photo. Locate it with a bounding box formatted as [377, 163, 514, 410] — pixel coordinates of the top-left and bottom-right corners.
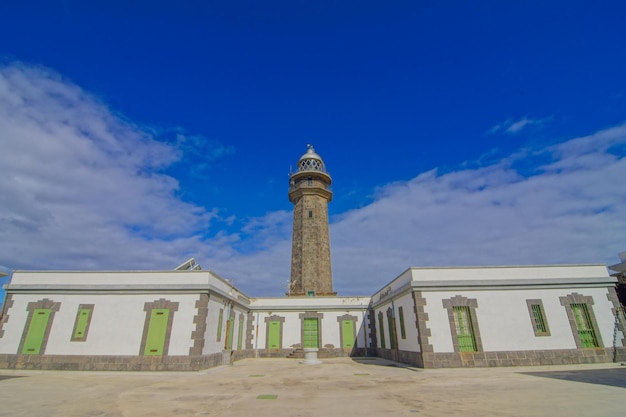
[297, 144, 327, 173]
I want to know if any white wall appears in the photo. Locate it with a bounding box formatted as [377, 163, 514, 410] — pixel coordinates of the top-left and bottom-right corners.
[0, 293, 198, 356]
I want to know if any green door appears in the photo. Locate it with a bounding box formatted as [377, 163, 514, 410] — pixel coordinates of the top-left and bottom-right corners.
[342, 320, 355, 348]
[303, 318, 319, 348]
[268, 320, 281, 349]
[22, 309, 51, 354]
[144, 309, 169, 355]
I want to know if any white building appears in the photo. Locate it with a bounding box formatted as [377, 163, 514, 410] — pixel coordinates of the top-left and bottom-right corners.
[0, 147, 624, 370]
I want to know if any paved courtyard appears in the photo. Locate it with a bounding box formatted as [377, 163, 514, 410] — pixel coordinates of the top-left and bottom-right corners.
[0, 357, 625, 417]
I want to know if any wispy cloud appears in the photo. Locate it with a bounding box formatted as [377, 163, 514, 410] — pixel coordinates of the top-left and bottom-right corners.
[0, 62, 624, 299]
[488, 116, 550, 135]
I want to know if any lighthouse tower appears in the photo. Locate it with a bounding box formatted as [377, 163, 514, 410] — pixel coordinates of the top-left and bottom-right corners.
[288, 144, 336, 296]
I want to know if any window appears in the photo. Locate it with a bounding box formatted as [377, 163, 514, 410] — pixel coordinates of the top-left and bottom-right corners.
[398, 306, 406, 340]
[571, 303, 600, 348]
[526, 300, 550, 336]
[453, 306, 477, 352]
[307, 176, 313, 186]
[308, 210, 313, 218]
[378, 311, 386, 349]
[71, 304, 94, 342]
[386, 308, 397, 349]
[237, 314, 244, 350]
[216, 308, 224, 342]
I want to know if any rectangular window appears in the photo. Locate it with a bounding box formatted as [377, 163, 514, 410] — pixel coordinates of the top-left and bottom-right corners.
[237, 316, 244, 350]
[216, 308, 224, 342]
[398, 306, 406, 340]
[22, 309, 51, 354]
[226, 316, 235, 350]
[387, 313, 397, 349]
[303, 318, 319, 348]
[571, 303, 600, 348]
[378, 313, 386, 349]
[144, 309, 169, 356]
[71, 305, 94, 342]
[526, 300, 550, 336]
[453, 306, 477, 352]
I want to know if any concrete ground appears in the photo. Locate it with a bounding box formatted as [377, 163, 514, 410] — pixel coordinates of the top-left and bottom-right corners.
[0, 357, 625, 417]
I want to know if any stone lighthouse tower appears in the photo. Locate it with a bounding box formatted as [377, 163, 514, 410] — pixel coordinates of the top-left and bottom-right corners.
[288, 144, 336, 296]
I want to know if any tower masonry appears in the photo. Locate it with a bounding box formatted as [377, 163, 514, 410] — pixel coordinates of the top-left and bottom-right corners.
[288, 144, 336, 296]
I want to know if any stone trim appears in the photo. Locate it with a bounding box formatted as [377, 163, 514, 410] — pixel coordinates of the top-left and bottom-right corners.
[0, 294, 15, 339]
[139, 298, 179, 356]
[18, 298, 61, 355]
[70, 304, 95, 342]
[442, 295, 483, 353]
[245, 312, 254, 349]
[559, 293, 604, 348]
[607, 287, 626, 347]
[336, 314, 359, 350]
[367, 309, 377, 350]
[526, 299, 551, 337]
[264, 314, 285, 350]
[189, 293, 209, 356]
[299, 311, 324, 348]
[412, 291, 432, 352]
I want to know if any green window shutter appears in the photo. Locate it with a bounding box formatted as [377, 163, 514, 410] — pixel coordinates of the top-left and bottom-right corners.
[398, 307, 406, 340]
[144, 309, 169, 356]
[216, 309, 223, 342]
[268, 320, 281, 349]
[453, 306, 477, 352]
[572, 304, 599, 348]
[22, 309, 51, 355]
[341, 320, 355, 348]
[73, 308, 91, 340]
[237, 316, 244, 350]
[226, 317, 235, 350]
[531, 304, 547, 334]
[387, 314, 396, 349]
[303, 318, 319, 348]
[378, 315, 386, 349]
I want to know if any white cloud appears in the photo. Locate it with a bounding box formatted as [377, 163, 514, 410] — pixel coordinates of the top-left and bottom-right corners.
[0, 63, 222, 271]
[0, 62, 624, 300]
[488, 116, 549, 134]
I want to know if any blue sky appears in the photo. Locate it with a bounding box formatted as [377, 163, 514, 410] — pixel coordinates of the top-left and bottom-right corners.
[0, 1, 625, 300]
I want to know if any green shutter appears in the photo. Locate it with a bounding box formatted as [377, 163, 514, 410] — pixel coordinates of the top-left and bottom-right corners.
[216, 309, 223, 341]
[22, 309, 51, 354]
[303, 318, 319, 348]
[237, 316, 244, 350]
[342, 320, 355, 348]
[268, 320, 281, 349]
[73, 308, 91, 339]
[398, 307, 406, 339]
[387, 314, 396, 349]
[378, 315, 386, 349]
[531, 304, 547, 333]
[453, 306, 477, 352]
[144, 309, 169, 356]
[572, 304, 599, 348]
[226, 317, 235, 350]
